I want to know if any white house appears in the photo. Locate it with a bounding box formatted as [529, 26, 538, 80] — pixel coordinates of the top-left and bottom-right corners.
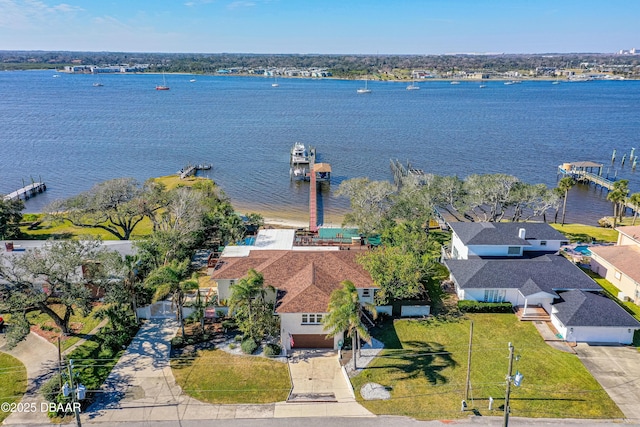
[443, 222, 640, 343]
[211, 249, 377, 350]
[448, 222, 568, 260]
[550, 290, 640, 344]
[445, 254, 601, 313]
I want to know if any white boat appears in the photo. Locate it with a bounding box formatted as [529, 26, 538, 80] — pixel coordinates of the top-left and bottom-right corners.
[357, 78, 371, 93]
[190, 78, 196, 82]
[290, 166, 307, 181]
[450, 81, 460, 85]
[406, 79, 420, 90]
[552, 80, 561, 85]
[290, 142, 310, 165]
[479, 83, 487, 88]
[272, 76, 279, 87]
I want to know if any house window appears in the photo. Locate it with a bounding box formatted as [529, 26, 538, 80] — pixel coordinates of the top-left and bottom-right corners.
[301, 314, 323, 324]
[484, 289, 506, 303]
[507, 246, 521, 255]
[229, 279, 236, 286]
[540, 241, 547, 246]
[614, 271, 622, 280]
[362, 289, 371, 297]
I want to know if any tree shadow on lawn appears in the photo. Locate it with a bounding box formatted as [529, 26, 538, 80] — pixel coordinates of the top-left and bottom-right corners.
[374, 341, 458, 385]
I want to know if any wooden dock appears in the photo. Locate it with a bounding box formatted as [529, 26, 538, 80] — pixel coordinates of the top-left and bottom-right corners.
[559, 161, 639, 214]
[390, 159, 427, 188]
[309, 167, 318, 232]
[3, 182, 47, 202]
[179, 163, 211, 179]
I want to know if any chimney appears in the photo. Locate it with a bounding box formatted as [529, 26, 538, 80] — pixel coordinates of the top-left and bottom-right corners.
[518, 228, 526, 240]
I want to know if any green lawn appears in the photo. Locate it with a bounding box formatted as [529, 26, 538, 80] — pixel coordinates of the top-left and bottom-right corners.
[351, 314, 623, 420]
[0, 353, 27, 424]
[26, 304, 104, 350]
[550, 223, 618, 243]
[20, 216, 154, 240]
[171, 348, 291, 404]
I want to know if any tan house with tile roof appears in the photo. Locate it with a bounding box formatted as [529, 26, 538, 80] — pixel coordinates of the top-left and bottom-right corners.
[590, 225, 640, 304]
[211, 250, 377, 350]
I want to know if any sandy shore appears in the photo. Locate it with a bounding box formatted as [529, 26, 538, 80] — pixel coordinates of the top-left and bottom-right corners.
[232, 203, 346, 230]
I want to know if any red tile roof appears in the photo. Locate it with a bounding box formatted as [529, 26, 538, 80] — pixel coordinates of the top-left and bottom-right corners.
[211, 250, 375, 313]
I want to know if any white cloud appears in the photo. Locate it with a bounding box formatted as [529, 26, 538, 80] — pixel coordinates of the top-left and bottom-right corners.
[227, 1, 256, 10]
[0, 0, 83, 29]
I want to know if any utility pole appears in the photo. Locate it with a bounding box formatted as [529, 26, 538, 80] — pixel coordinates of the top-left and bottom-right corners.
[67, 359, 82, 427]
[503, 342, 515, 427]
[465, 321, 473, 401]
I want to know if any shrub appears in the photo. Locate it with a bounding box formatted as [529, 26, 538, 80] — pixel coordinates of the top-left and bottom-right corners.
[241, 338, 258, 354]
[457, 300, 513, 313]
[263, 343, 281, 357]
[234, 334, 243, 342]
[598, 217, 615, 228]
[40, 374, 62, 403]
[171, 336, 185, 348]
[221, 319, 236, 331]
[229, 343, 236, 350]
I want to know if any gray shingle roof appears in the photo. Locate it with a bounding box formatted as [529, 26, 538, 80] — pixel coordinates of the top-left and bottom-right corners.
[444, 254, 601, 295]
[449, 222, 567, 246]
[553, 290, 640, 328]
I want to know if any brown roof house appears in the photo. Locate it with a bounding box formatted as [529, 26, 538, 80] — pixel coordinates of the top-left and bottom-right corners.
[590, 225, 640, 304]
[211, 250, 377, 350]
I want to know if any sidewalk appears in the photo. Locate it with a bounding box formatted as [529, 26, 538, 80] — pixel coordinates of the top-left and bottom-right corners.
[1, 332, 59, 425]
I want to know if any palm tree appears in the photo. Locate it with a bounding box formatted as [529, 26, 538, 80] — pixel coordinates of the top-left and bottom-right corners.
[145, 259, 198, 337]
[607, 179, 630, 226]
[323, 280, 377, 369]
[229, 269, 274, 339]
[629, 193, 640, 225]
[556, 176, 575, 225]
[123, 254, 142, 323]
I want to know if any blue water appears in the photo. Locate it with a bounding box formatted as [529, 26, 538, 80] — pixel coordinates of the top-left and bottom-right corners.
[1, 70, 639, 225]
[574, 245, 593, 255]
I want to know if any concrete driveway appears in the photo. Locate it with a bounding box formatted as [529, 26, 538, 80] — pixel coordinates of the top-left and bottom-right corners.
[574, 343, 640, 422]
[275, 350, 373, 418]
[0, 332, 58, 425]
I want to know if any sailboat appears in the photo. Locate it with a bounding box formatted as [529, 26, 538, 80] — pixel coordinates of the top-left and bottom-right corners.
[357, 78, 371, 94]
[272, 76, 279, 87]
[156, 72, 170, 91]
[406, 78, 420, 90]
[92, 73, 103, 87]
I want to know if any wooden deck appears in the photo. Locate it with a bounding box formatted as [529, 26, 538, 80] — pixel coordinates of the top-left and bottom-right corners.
[514, 306, 550, 322]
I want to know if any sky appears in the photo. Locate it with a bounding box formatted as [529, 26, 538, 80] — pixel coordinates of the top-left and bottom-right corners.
[0, 0, 638, 54]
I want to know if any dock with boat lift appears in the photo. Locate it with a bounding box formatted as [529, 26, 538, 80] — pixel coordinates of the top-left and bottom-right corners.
[3, 181, 47, 202]
[558, 161, 639, 215]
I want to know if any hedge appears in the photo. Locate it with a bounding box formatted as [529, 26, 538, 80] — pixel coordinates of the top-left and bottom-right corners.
[457, 300, 513, 313]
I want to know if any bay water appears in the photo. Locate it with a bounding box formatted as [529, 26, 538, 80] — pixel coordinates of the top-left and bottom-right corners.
[1, 70, 639, 225]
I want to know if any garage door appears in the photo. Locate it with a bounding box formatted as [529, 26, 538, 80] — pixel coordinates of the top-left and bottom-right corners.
[291, 334, 334, 349]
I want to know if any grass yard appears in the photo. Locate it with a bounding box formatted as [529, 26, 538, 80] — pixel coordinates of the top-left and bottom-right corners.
[19, 175, 212, 240]
[171, 348, 291, 404]
[20, 216, 154, 240]
[351, 314, 623, 420]
[0, 353, 27, 424]
[26, 303, 104, 350]
[550, 223, 618, 243]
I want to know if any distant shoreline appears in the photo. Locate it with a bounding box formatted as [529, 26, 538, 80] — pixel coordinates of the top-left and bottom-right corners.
[45, 69, 636, 82]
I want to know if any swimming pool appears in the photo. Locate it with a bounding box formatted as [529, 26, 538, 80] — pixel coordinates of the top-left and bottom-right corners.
[574, 245, 592, 256]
